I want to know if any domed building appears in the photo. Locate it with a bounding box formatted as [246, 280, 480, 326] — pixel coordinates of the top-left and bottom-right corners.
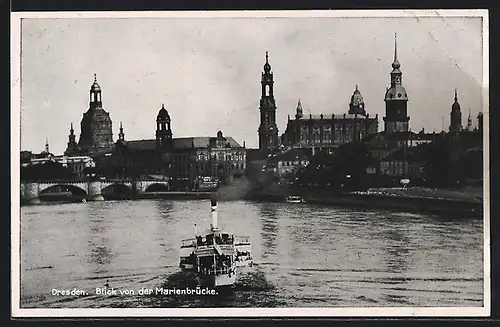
[71, 74, 114, 156]
[156, 103, 173, 150]
[99, 103, 246, 188]
[281, 84, 379, 152]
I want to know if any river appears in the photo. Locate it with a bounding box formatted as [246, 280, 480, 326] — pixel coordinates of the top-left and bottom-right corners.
[19, 199, 483, 308]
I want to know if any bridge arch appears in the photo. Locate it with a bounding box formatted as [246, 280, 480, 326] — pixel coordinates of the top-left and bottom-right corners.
[39, 184, 88, 197]
[145, 183, 170, 192]
[101, 183, 134, 200]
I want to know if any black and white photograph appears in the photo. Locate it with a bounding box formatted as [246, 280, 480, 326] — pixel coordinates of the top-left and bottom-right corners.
[11, 10, 489, 317]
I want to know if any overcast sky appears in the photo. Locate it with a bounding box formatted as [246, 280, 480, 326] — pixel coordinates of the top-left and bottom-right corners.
[19, 14, 484, 154]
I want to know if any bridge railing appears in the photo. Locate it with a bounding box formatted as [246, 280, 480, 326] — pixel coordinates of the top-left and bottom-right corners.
[22, 179, 89, 184]
[21, 178, 171, 184]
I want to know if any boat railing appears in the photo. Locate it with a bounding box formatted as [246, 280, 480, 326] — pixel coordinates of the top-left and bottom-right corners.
[181, 238, 196, 247]
[199, 266, 234, 276]
[235, 236, 250, 243]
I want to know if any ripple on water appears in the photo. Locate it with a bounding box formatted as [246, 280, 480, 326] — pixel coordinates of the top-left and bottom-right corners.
[20, 199, 484, 308]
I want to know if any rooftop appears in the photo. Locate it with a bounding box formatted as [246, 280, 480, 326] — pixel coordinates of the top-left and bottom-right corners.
[294, 113, 376, 121]
[119, 136, 244, 152]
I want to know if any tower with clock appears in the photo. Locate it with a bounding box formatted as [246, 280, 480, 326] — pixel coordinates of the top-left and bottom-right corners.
[258, 51, 279, 152]
[383, 33, 410, 133]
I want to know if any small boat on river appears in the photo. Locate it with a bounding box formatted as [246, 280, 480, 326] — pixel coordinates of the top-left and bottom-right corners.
[286, 195, 305, 203]
[179, 197, 253, 287]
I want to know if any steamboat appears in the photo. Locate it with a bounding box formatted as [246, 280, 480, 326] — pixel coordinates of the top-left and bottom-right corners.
[179, 198, 253, 287]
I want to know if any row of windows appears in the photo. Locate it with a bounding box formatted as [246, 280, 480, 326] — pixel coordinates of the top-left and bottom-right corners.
[278, 161, 308, 167]
[172, 163, 246, 175]
[174, 155, 246, 162]
[300, 123, 374, 131]
[173, 153, 246, 162]
[380, 162, 421, 176]
[300, 131, 363, 143]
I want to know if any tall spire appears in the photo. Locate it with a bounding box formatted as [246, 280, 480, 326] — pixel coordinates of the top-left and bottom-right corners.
[355, 84, 359, 91]
[263, 51, 271, 73]
[45, 137, 49, 153]
[466, 108, 473, 131]
[259, 50, 278, 152]
[119, 121, 125, 141]
[454, 88, 458, 102]
[394, 33, 397, 60]
[66, 122, 77, 155]
[392, 33, 400, 69]
[94, 73, 97, 83]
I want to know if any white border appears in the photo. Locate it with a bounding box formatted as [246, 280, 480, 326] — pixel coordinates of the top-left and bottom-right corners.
[11, 9, 490, 318]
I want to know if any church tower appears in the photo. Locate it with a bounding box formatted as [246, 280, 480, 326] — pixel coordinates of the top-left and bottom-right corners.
[258, 51, 279, 152]
[349, 84, 366, 116]
[156, 103, 173, 151]
[295, 99, 303, 119]
[44, 137, 50, 154]
[118, 121, 125, 142]
[65, 123, 78, 155]
[77, 74, 114, 156]
[449, 89, 462, 132]
[383, 34, 410, 133]
[465, 109, 473, 131]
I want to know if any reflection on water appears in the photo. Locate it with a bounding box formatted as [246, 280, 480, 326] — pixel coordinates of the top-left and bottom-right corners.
[258, 203, 279, 259]
[20, 199, 484, 308]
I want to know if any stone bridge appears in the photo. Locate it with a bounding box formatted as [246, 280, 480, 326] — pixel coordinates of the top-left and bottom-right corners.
[20, 179, 170, 204]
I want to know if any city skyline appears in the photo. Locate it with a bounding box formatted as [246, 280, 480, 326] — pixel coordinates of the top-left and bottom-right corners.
[18, 12, 485, 155]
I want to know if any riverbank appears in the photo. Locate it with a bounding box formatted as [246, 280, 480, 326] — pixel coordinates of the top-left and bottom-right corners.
[246, 184, 484, 217]
[134, 191, 215, 200]
[20, 191, 217, 206]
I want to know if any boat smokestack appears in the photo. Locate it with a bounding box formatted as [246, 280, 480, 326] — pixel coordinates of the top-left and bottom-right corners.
[210, 197, 218, 230]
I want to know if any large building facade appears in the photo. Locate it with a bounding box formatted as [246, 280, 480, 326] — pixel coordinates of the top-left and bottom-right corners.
[281, 86, 379, 151]
[66, 75, 114, 156]
[258, 52, 279, 153]
[98, 104, 246, 189]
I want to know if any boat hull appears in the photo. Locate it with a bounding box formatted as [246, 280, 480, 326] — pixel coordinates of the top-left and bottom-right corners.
[180, 263, 195, 271]
[235, 255, 253, 267]
[197, 272, 236, 288]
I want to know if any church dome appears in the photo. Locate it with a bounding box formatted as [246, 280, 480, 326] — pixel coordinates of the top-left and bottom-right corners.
[90, 74, 101, 91]
[264, 62, 271, 73]
[263, 51, 271, 73]
[350, 85, 364, 106]
[157, 104, 170, 120]
[90, 81, 101, 91]
[384, 85, 408, 101]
